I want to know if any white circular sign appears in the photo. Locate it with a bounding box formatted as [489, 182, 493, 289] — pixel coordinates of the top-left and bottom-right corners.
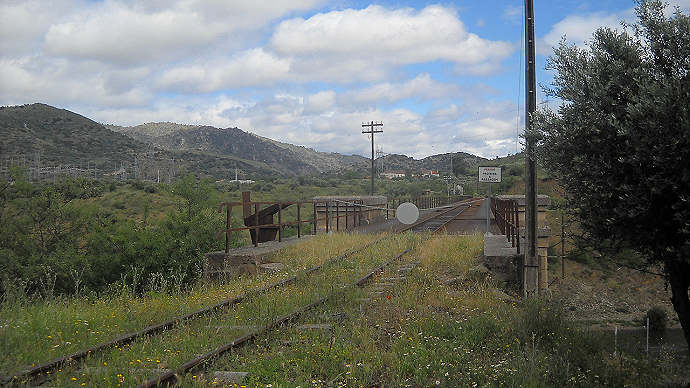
[396, 202, 419, 225]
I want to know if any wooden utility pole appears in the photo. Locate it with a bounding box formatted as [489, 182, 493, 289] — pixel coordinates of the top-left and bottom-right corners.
[362, 121, 383, 195]
[524, 0, 539, 297]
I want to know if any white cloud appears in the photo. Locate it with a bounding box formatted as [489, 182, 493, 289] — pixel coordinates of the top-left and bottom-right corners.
[537, 1, 690, 56]
[0, 57, 152, 108]
[305, 91, 336, 114]
[270, 5, 514, 81]
[157, 49, 291, 92]
[538, 11, 632, 55]
[0, 0, 79, 56]
[341, 74, 461, 105]
[502, 4, 522, 25]
[44, 0, 323, 65]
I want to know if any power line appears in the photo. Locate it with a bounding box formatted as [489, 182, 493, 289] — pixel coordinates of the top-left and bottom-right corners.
[362, 121, 383, 195]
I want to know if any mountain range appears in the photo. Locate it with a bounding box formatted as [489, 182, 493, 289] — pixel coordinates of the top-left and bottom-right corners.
[0, 103, 491, 179]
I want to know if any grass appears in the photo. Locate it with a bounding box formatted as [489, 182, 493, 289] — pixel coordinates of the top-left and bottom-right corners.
[44, 233, 414, 386]
[199, 234, 672, 387]
[0, 232, 379, 377]
[3, 232, 682, 387]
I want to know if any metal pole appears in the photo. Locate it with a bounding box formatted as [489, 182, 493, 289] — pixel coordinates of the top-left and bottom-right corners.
[486, 183, 491, 233]
[345, 204, 349, 230]
[225, 205, 231, 253]
[278, 204, 282, 242]
[297, 203, 301, 238]
[362, 121, 383, 196]
[561, 212, 566, 279]
[371, 124, 375, 195]
[646, 317, 649, 356]
[254, 204, 259, 247]
[524, 0, 539, 297]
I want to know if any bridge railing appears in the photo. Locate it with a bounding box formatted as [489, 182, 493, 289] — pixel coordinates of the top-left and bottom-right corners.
[491, 198, 521, 254]
[217, 197, 369, 251]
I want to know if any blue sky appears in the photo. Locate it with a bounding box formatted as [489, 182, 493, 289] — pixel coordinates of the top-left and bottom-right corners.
[1, 0, 688, 159]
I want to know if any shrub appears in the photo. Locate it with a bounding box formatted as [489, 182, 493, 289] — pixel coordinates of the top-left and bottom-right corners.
[646, 306, 667, 333]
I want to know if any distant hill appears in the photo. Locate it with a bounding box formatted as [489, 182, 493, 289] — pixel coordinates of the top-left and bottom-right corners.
[106, 123, 369, 176]
[1, 103, 495, 181]
[378, 152, 488, 175]
[0, 104, 280, 179]
[0, 103, 148, 169]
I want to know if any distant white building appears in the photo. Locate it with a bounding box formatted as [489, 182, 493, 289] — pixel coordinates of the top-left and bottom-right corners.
[381, 171, 406, 179]
[224, 168, 255, 184]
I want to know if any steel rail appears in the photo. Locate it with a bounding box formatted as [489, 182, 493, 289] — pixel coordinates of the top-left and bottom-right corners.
[398, 198, 478, 233]
[426, 205, 472, 234]
[1, 237, 390, 386]
[7, 201, 469, 386]
[137, 248, 411, 388]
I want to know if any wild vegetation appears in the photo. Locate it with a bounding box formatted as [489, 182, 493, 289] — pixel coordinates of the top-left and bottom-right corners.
[0, 170, 236, 299]
[533, 0, 690, 350]
[2, 233, 683, 386]
[0, 161, 521, 301]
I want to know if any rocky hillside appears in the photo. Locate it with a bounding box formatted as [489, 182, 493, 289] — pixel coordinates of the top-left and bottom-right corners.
[378, 152, 488, 175]
[0, 104, 280, 178]
[107, 123, 369, 175]
[0, 103, 148, 169]
[2, 103, 493, 180]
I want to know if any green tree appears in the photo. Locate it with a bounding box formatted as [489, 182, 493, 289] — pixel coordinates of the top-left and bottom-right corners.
[451, 155, 470, 177]
[533, 0, 690, 350]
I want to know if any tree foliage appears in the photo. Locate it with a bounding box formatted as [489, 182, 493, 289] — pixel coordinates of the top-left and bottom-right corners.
[0, 172, 230, 299]
[533, 0, 690, 350]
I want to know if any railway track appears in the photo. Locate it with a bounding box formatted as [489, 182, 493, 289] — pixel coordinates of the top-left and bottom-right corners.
[4, 200, 470, 387]
[400, 199, 477, 233]
[137, 248, 412, 388]
[2, 237, 389, 386]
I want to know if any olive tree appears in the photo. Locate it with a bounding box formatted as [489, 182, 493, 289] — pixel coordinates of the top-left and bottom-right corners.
[533, 0, 690, 350]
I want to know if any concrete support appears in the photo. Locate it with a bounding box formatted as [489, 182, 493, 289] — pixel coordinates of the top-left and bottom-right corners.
[497, 195, 551, 295]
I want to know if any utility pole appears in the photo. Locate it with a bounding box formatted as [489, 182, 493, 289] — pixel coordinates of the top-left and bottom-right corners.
[362, 121, 383, 195]
[524, 0, 539, 297]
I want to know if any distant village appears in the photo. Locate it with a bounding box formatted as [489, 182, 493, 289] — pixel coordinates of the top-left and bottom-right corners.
[380, 170, 440, 179]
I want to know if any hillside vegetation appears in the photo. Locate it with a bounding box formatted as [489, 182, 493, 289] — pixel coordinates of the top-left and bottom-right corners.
[106, 122, 369, 175]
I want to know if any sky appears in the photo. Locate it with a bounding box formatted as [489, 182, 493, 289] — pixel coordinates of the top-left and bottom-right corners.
[1, 0, 689, 159]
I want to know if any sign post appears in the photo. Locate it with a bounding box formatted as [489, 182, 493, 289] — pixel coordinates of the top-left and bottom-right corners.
[478, 167, 502, 233]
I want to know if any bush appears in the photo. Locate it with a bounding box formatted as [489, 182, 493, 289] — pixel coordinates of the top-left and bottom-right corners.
[646, 306, 667, 333]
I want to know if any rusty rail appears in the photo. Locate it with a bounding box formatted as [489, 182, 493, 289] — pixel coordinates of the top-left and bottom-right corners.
[1, 236, 389, 387]
[398, 197, 479, 234]
[136, 248, 412, 388]
[490, 198, 521, 254]
[6, 198, 471, 386]
[388, 195, 470, 212]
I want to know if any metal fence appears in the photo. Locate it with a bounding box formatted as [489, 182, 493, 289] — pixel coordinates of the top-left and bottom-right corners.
[490, 198, 521, 254]
[217, 198, 371, 251]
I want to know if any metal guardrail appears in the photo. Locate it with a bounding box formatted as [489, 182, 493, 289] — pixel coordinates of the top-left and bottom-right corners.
[218, 198, 372, 251]
[490, 198, 521, 254]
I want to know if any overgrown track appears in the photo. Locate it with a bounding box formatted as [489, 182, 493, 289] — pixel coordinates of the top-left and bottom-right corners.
[1, 238, 388, 386]
[137, 248, 412, 388]
[4, 202, 469, 386]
